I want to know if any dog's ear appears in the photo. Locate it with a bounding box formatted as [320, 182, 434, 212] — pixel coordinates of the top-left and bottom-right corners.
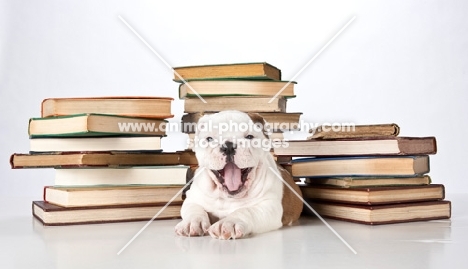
[247, 112, 270, 139]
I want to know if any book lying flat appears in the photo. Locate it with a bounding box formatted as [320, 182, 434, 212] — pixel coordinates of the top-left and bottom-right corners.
[274, 137, 437, 156]
[308, 123, 400, 140]
[29, 114, 167, 137]
[173, 62, 281, 81]
[179, 80, 296, 98]
[181, 112, 301, 133]
[44, 185, 185, 208]
[289, 156, 429, 177]
[10, 152, 181, 169]
[32, 201, 181, 226]
[184, 96, 287, 113]
[41, 97, 173, 119]
[304, 175, 431, 188]
[29, 136, 162, 152]
[54, 166, 189, 186]
[307, 200, 451, 225]
[300, 184, 444, 205]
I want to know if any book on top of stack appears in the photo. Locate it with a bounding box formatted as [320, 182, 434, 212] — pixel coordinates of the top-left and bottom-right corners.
[279, 123, 451, 225]
[11, 96, 190, 226]
[172, 62, 302, 150]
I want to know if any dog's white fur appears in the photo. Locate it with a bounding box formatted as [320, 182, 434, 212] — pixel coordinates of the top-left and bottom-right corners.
[175, 110, 286, 239]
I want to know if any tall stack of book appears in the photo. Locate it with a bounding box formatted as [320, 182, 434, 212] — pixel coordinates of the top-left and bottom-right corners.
[172, 62, 302, 156]
[275, 124, 451, 225]
[10, 97, 190, 225]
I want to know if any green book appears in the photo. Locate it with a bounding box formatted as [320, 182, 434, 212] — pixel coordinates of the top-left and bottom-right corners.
[28, 113, 167, 138]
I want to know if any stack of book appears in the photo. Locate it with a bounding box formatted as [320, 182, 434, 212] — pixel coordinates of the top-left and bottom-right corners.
[10, 97, 190, 225]
[276, 124, 451, 225]
[173, 62, 302, 152]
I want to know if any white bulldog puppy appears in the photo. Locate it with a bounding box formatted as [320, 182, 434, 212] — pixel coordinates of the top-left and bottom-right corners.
[175, 110, 302, 239]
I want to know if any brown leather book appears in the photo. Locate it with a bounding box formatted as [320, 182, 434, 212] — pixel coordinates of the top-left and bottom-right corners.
[32, 201, 181, 226]
[306, 200, 451, 225]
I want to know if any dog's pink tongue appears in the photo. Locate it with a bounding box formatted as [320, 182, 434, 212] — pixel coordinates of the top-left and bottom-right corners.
[223, 162, 242, 192]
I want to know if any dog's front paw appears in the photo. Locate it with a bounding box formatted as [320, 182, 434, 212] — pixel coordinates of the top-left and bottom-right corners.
[175, 217, 211, 237]
[208, 219, 248, 240]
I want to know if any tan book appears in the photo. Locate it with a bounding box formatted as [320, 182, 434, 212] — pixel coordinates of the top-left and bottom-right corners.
[32, 201, 181, 226]
[41, 97, 173, 119]
[300, 184, 444, 205]
[274, 137, 437, 156]
[184, 96, 287, 113]
[29, 113, 167, 137]
[44, 185, 185, 208]
[289, 156, 430, 177]
[173, 62, 281, 81]
[303, 175, 431, 188]
[308, 123, 400, 140]
[307, 200, 451, 225]
[181, 112, 301, 133]
[10, 152, 180, 168]
[179, 80, 295, 98]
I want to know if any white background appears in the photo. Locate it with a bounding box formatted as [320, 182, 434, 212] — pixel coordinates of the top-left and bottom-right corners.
[1, 0, 467, 199]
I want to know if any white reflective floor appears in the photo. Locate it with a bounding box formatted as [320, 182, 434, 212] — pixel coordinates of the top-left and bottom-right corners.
[1, 194, 467, 269]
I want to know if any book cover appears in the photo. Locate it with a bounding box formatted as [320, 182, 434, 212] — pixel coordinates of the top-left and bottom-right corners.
[33, 201, 181, 226]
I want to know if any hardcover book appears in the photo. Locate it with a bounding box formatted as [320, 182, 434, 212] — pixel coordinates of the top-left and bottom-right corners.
[29, 136, 162, 152]
[41, 97, 173, 119]
[178, 80, 296, 98]
[44, 185, 185, 207]
[54, 166, 189, 186]
[309, 123, 400, 140]
[289, 156, 430, 177]
[273, 137, 437, 156]
[184, 96, 287, 113]
[307, 200, 451, 225]
[10, 152, 181, 169]
[303, 175, 431, 188]
[28, 113, 167, 137]
[32, 201, 181, 226]
[299, 184, 444, 205]
[173, 62, 281, 81]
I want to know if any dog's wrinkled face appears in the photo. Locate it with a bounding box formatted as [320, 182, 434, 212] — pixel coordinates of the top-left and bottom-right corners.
[194, 111, 270, 197]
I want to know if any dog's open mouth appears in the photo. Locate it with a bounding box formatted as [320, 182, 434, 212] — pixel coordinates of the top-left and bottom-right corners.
[212, 162, 252, 196]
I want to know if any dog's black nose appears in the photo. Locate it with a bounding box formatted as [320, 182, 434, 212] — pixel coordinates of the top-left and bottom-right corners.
[220, 141, 236, 158]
